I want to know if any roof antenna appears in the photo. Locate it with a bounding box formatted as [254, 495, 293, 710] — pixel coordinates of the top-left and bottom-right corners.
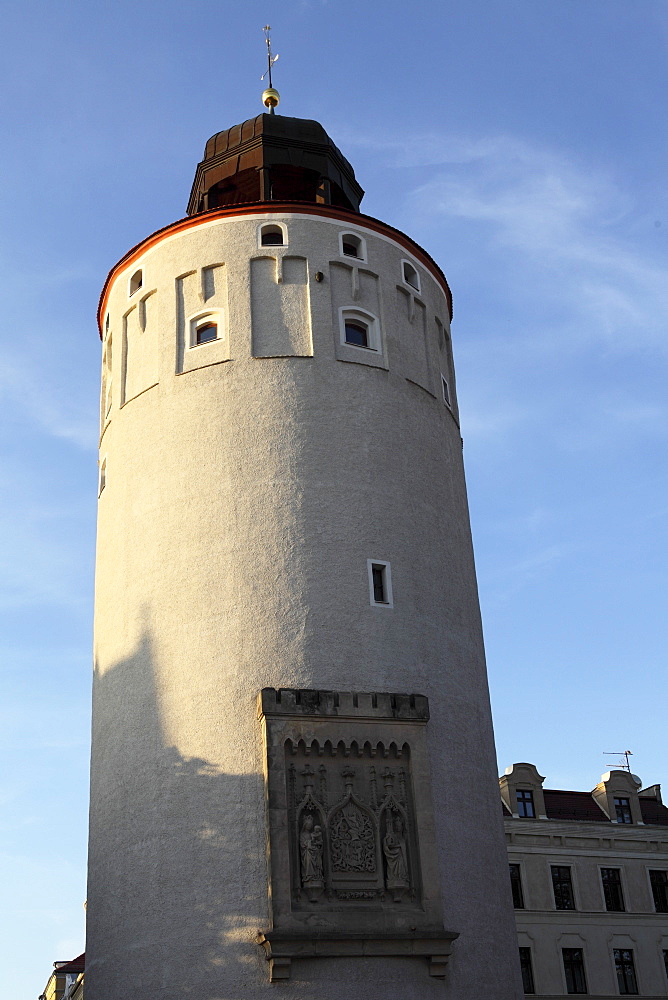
[261, 26, 280, 114]
[604, 750, 633, 772]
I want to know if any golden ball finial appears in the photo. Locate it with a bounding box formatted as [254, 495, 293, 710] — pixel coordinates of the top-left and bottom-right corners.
[262, 87, 280, 110]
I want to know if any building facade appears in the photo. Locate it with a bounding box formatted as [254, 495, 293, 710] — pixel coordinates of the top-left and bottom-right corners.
[503, 763, 668, 998]
[86, 108, 522, 998]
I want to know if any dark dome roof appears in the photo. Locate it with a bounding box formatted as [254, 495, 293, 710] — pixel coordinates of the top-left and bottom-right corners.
[187, 114, 364, 215]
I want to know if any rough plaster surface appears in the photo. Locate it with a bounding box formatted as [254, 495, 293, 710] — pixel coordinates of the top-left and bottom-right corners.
[89, 212, 523, 999]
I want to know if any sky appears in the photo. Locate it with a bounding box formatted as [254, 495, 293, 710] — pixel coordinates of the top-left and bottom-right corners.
[1, 0, 666, 995]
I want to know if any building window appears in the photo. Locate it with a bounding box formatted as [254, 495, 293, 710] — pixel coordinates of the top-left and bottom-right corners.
[367, 560, 393, 608]
[601, 868, 625, 911]
[662, 950, 668, 981]
[339, 308, 381, 353]
[552, 866, 575, 910]
[614, 949, 638, 995]
[519, 948, 535, 994]
[98, 458, 107, 496]
[614, 797, 633, 824]
[516, 789, 535, 818]
[649, 870, 668, 913]
[189, 313, 221, 348]
[441, 375, 451, 407]
[339, 232, 366, 260]
[402, 260, 420, 291]
[509, 864, 525, 908]
[129, 269, 143, 295]
[260, 223, 285, 246]
[345, 320, 369, 347]
[562, 949, 587, 994]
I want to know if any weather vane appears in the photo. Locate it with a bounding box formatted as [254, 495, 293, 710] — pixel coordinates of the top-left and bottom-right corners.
[261, 25, 280, 114]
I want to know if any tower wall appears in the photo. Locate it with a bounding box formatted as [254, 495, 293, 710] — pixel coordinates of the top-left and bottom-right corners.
[89, 208, 522, 998]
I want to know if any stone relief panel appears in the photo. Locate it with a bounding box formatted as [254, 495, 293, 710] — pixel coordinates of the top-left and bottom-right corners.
[257, 689, 458, 981]
[286, 740, 420, 907]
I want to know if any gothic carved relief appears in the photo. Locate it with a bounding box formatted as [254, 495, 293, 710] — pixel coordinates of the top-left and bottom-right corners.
[257, 688, 458, 981]
[286, 740, 418, 905]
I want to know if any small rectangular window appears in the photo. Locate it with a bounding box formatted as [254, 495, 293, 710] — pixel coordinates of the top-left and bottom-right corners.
[601, 868, 625, 912]
[614, 949, 638, 995]
[441, 375, 451, 407]
[563, 949, 587, 994]
[367, 560, 393, 608]
[552, 865, 575, 910]
[516, 789, 535, 818]
[614, 796, 633, 824]
[510, 864, 525, 908]
[650, 869, 668, 913]
[519, 948, 535, 994]
[98, 458, 107, 496]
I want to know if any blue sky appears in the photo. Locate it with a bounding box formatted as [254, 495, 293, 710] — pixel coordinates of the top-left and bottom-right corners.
[1, 1, 666, 994]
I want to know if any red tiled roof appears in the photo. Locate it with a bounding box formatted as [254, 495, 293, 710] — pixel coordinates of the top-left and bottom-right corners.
[55, 954, 85, 974]
[640, 798, 668, 826]
[543, 789, 609, 822]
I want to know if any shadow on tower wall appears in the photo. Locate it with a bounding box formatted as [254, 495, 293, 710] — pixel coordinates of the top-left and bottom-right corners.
[86, 620, 269, 999]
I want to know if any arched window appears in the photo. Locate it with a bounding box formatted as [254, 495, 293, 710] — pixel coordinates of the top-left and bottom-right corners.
[189, 312, 222, 348]
[129, 269, 143, 295]
[339, 232, 366, 260]
[259, 223, 286, 247]
[402, 260, 420, 292]
[339, 308, 380, 352]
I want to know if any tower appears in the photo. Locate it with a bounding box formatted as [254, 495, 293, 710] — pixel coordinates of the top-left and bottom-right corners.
[88, 95, 522, 999]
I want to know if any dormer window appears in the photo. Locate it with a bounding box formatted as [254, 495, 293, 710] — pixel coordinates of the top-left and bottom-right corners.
[260, 224, 285, 246]
[614, 796, 633, 824]
[129, 269, 143, 295]
[402, 261, 420, 291]
[516, 789, 535, 818]
[339, 232, 366, 260]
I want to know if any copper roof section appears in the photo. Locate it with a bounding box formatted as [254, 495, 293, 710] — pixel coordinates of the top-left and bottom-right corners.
[187, 114, 364, 216]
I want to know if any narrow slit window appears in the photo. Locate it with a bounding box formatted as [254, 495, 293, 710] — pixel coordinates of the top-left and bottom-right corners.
[402, 261, 420, 291]
[368, 560, 393, 608]
[441, 375, 451, 407]
[99, 458, 107, 496]
[129, 269, 143, 295]
[260, 224, 284, 246]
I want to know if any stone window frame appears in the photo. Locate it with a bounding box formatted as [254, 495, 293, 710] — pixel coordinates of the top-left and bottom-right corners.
[367, 559, 393, 608]
[258, 221, 288, 248]
[401, 258, 421, 293]
[338, 230, 367, 262]
[339, 306, 381, 354]
[128, 268, 143, 296]
[187, 310, 225, 350]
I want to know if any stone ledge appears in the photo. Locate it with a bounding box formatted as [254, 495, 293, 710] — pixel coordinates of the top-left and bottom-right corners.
[256, 928, 457, 981]
[258, 688, 429, 722]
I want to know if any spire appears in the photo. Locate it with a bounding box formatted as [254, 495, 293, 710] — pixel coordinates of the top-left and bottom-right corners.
[261, 25, 280, 114]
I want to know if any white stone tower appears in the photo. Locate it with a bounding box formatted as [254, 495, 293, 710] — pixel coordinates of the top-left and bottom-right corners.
[88, 103, 522, 999]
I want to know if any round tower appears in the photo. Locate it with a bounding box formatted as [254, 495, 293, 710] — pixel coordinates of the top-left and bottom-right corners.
[88, 111, 522, 999]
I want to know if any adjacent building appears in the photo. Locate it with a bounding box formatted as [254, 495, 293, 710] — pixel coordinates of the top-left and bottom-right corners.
[38, 954, 84, 1000]
[503, 763, 668, 997]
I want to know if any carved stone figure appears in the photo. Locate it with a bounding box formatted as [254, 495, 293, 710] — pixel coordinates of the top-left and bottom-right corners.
[299, 814, 324, 885]
[330, 802, 376, 872]
[383, 815, 409, 890]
